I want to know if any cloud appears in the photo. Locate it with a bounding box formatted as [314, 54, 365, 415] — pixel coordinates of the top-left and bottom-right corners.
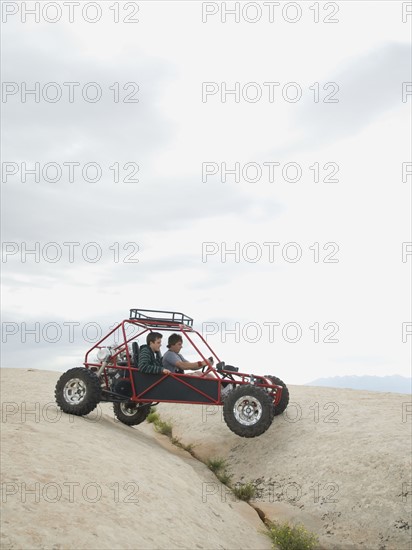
[305, 42, 409, 133]
[2, 25, 282, 252]
[262, 42, 411, 158]
[2, 25, 175, 161]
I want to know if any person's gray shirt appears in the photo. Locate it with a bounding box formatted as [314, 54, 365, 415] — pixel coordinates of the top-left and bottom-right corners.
[162, 350, 188, 372]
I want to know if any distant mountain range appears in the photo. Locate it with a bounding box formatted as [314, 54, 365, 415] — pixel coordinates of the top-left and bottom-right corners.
[305, 375, 411, 394]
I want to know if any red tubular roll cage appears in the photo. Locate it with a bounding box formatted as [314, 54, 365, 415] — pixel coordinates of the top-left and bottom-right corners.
[83, 309, 282, 406]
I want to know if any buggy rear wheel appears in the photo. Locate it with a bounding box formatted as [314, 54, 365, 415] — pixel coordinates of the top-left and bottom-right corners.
[267, 376, 289, 416]
[223, 385, 274, 438]
[55, 367, 101, 416]
[113, 402, 152, 426]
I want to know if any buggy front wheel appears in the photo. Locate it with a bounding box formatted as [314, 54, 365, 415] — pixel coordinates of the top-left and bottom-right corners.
[55, 367, 101, 416]
[223, 385, 274, 438]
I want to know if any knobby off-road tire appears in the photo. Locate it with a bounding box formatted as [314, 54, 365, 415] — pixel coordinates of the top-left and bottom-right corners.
[55, 367, 101, 416]
[223, 385, 275, 438]
[267, 376, 290, 416]
[113, 402, 151, 426]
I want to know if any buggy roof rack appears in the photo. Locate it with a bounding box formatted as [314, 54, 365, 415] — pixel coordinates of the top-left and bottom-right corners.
[129, 308, 193, 329]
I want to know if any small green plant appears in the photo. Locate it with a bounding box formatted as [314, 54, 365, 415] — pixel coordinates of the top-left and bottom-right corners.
[146, 411, 159, 424]
[171, 437, 196, 455]
[207, 457, 227, 474]
[182, 442, 195, 454]
[206, 457, 233, 485]
[147, 407, 172, 435]
[216, 470, 233, 485]
[155, 419, 173, 437]
[266, 521, 318, 550]
[232, 482, 256, 502]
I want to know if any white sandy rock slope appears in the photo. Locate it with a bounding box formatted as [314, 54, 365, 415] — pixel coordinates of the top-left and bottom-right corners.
[1, 369, 411, 550]
[0, 369, 270, 550]
[150, 385, 412, 550]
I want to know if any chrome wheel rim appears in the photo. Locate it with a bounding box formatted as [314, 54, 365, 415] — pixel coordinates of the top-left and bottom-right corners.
[120, 402, 139, 416]
[233, 396, 262, 426]
[63, 378, 87, 405]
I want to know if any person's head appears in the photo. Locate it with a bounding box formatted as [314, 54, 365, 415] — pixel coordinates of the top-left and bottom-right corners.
[147, 332, 163, 353]
[167, 333, 183, 353]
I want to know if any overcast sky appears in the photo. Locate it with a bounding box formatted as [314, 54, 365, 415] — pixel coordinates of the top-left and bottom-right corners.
[1, 1, 411, 384]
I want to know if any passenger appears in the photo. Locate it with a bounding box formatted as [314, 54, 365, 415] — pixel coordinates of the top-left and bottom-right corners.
[138, 332, 171, 375]
[162, 333, 213, 376]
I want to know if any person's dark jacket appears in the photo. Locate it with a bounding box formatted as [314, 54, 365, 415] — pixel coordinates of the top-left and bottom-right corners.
[138, 344, 163, 374]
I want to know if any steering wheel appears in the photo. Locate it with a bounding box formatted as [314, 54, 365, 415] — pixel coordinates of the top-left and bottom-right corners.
[202, 357, 214, 373]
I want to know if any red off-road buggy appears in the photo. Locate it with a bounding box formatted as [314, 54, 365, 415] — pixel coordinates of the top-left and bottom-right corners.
[55, 309, 289, 437]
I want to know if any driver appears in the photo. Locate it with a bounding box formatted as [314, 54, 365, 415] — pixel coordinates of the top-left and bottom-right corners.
[162, 334, 212, 375]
